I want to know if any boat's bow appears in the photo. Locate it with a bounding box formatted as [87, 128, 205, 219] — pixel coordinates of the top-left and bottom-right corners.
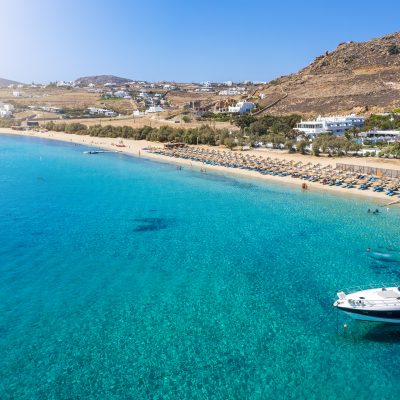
[333, 285, 400, 323]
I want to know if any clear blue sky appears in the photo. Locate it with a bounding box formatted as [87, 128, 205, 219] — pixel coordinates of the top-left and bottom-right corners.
[1, 0, 400, 83]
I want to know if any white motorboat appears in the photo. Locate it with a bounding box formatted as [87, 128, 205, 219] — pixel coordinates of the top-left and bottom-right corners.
[333, 284, 400, 323]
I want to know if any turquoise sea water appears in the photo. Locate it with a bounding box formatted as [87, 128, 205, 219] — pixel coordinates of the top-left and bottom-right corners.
[1, 134, 400, 399]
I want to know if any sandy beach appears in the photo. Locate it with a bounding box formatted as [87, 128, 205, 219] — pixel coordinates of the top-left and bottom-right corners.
[1, 127, 400, 205]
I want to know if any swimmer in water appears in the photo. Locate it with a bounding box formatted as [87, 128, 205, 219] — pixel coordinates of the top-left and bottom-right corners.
[366, 247, 371, 252]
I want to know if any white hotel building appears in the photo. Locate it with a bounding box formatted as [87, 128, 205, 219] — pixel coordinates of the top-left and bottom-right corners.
[295, 114, 365, 137]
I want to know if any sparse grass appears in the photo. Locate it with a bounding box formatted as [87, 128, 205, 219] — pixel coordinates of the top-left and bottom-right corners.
[101, 97, 125, 101]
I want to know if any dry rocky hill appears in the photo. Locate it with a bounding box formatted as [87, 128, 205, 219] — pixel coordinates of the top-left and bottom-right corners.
[0, 78, 22, 87]
[74, 75, 131, 86]
[258, 32, 400, 116]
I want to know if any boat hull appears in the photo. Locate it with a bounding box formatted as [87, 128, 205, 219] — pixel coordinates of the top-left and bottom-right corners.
[339, 307, 400, 324]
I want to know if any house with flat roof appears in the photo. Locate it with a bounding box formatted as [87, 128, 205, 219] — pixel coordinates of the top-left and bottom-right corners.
[146, 105, 164, 113]
[114, 90, 130, 98]
[295, 114, 365, 137]
[214, 99, 236, 113]
[219, 88, 246, 96]
[228, 101, 255, 114]
[0, 103, 14, 118]
[87, 107, 117, 117]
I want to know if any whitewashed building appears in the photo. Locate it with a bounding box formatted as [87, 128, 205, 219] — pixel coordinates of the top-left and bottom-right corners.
[146, 106, 164, 113]
[295, 114, 365, 137]
[114, 90, 129, 98]
[219, 87, 246, 96]
[228, 101, 255, 114]
[0, 103, 14, 118]
[195, 87, 213, 92]
[87, 107, 117, 117]
[56, 80, 74, 87]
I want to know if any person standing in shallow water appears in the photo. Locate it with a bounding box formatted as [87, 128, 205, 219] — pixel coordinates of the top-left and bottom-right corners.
[302, 183, 308, 191]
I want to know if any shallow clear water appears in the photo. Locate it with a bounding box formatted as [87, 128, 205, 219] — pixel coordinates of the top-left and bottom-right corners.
[1, 134, 400, 399]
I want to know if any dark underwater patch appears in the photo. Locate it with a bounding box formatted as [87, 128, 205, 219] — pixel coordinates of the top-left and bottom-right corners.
[192, 172, 257, 190]
[297, 230, 310, 238]
[370, 263, 389, 270]
[31, 231, 44, 236]
[363, 325, 400, 344]
[231, 180, 257, 189]
[132, 218, 174, 232]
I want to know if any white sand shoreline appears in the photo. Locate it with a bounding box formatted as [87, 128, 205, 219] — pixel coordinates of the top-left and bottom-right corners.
[1, 128, 399, 206]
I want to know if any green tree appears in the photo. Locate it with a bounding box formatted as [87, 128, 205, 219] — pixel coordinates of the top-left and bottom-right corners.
[224, 137, 236, 150]
[313, 133, 360, 156]
[234, 114, 257, 132]
[388, 44, 400, 55]
[263, 133, 286, 148]
[386, 142, 400, 158]
[296, 140, 308, 155]
[364, 113, 400, 131]
[285, 140, 296, 153]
